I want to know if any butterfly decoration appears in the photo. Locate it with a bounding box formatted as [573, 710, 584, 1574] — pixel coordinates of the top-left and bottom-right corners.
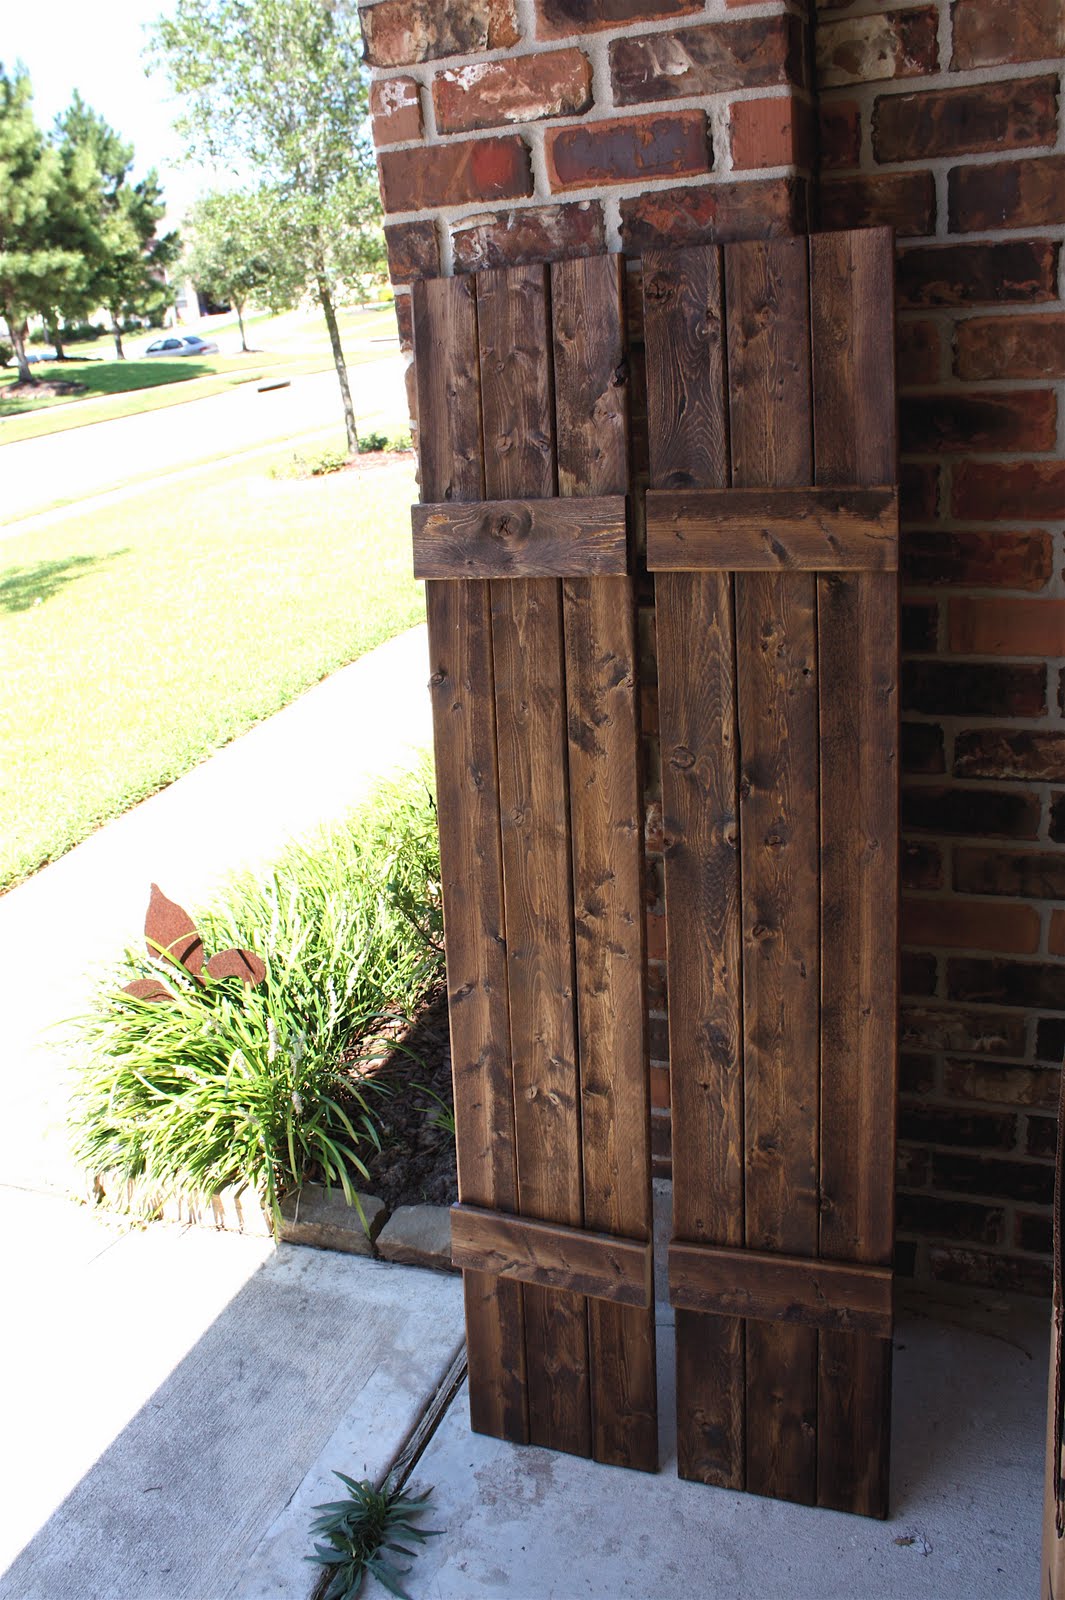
[122, 884, 267, 1002]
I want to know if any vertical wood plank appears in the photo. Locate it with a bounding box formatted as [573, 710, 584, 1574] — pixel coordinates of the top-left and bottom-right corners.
[811, 227, 899, 1519]
[412, 275, 528, 1444]
[477, 265, 591, 1459]
[726, 237, 820, 1506]
[554, 253, 657, 1472]
[644, 247, 746, 1489]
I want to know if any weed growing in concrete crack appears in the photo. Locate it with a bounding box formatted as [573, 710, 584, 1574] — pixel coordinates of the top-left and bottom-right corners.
[308, 1473, 441, 1600]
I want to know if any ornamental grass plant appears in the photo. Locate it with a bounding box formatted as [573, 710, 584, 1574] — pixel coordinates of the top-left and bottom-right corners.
[71, 765, 442, 1230]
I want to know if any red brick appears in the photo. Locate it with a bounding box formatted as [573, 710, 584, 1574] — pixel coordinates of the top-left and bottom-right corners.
[384, 220, 440, 283]
[536, 0, 701, 38]
[650, 1064, 671, 1109]
[730, 96, 811, 171]
[900, 1101, 1020, 1151]
[951, 0, 1065, 70]
[952, 460, 1065, 520]
[945, 1059, 1061, 1108]
[452, 200, 605, 271]
[1036, 1013, 1065, 1057]
[955, 846, 1065, 900]
[954, 729, 1065, 782]
[902, 840, 944, 890]
[902, 603, 939, 654]
[360, 0, 519, 67]
[394, 291, 413, 352]
[897, 320, 941, 385]
[610, 16, 803, 104]
[645, 909, 666, 961]
[819, 98, 861, 170]
[929, 1246, 1051, 1296]
[545, 110, 710, 191]
[902, 896, 1041, 953]
[901, 784, 1041, 838]
[902, 721, 945, 775]
[901, 1003, 1028, 1055]
[820, 171, 935, 237]
[949, 597, 1065, 657]
[955, 313, 1065, 380]
[897, 1193, 1007, 1246]
[1016, 1212, 1053, 1253]
[949, 155, 1065, 233]
[948, 956, 1065, 1011]
[378, 136, 533, 212]
[900, 462, 940, 519]
[873, 77, 1059, 163]
[897, 241, 1059, 308]
[370, 75, 423, 147]
[902, 660, 1046, 717]
[899, 389, 1057, 454]
[619, 177, 802, 251]
[902, 949, 938, 996]
[901, 528, 1053, 590]
[816, 6, 939, 88]
[1050, 910, 1065, 957]
[433, 49, 592, 136]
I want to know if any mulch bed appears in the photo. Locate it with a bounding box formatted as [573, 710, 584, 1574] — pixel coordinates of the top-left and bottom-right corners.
[4, 378, 87, 399]
[348, 983, 458, 1210]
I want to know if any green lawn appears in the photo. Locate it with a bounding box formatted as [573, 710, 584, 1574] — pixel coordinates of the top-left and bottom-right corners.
[0, 448, 422, 891]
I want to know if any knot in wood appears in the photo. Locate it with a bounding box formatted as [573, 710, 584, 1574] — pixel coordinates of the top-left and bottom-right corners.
[670, 745, 696, 771]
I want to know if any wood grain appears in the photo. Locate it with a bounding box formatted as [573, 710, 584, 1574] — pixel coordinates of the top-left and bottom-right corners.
[727, 235, 820, 1508]
[477, 263, 591, 1460]
[412, 274, 528, 1444]
[668, 1243, 892, 1336]
[644, 245, 746, 1490]
[452, 1205, 654, 1308]
[412, 496, 629, 579]
[554, 253, 657, 1472]
[645, 486, 898, 571]
[811, 226, 898, 1521]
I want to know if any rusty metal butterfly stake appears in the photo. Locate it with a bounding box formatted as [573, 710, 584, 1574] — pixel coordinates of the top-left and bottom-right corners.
[122, 884, 267, 1001]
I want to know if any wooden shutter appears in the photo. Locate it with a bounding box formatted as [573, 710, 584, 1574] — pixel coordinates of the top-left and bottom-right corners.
[643, 227, 899, 1518]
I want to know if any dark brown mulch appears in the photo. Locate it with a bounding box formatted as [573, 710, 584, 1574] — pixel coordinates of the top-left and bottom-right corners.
[4, 378, 86, 398]
[355, 984, 457, 1210]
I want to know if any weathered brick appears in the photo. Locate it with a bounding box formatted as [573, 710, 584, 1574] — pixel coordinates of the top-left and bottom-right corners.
[900, 528, 1053, 590]
[1052, 793, 1065, 846]
[650, 1064, 671, 1110]
[378, 136, 533, 212]
[932, 1149, 1054, 1203]
[902, 950, 938, 995]
[648, 1014, 669, 1062]
[619, 177, 802, 251]
[951, 0, 1065, 70]
[955, 847, 1065, 901]
[1026, 1115, 1057, 1159]
[900, 463, 940, 520]
[897, 240, 1059, 308]
[611, 16, 803, 105]
[545, 110, 710, 191]
[370, 75, 423, 146]
[945, 1059, 1061, 1108]
[895, 1239, 918, 1277]
[929, 1246, 1051, 1296]
[902, 720, 945, 773]
[819, 99, 861, 170]
[902, 602, 939, 653]
[384, 220, 440, 284]
[1036, 1015, 1065, 1061]
[900, 389, 1056, 454]
[955, 313, 1065, 381]
[394, 292, 413, 352]
[901, 1052, 937, 1094]
[433, 49, 592, 136]
[873, 77, 1059, 164]
[452, 200, 605, 271]
[948, 956, 1065, 1011]
[898, 1142, 931, 1185]
[536, 0, 702, 38]
[949, 154, 1065, 233]
[646, 908, 666, 961]
[901, 1003, 1028, 1056]
[902, 896, 1041, 954]
[897, 320, 941, 385]
[900, 784, 1040, 838]
[902, 661, 1046, 717]
[949, 597, 1065, 658]
[360, 0, 519, 67]
[1050, 909, 1065, 958]
[902, 840, 944, 890]
[651, 1108, 672, 1173]
[730, 96, 811, 171]
[952, 460, 1065, 520]
[897, 1193, 1006, 1246]
[817, 6, 938, 88]
[1015, 1211, 1053, 1255]
[954, 729, 1065, 782]
[820, 171, 935, 237]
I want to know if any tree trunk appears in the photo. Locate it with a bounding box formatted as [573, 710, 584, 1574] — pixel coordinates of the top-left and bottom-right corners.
[47, 319, 67, 361]
[235, 300, 249, 354]
[7, 316, 35, 385]
[318, 275, 358, 456]
[111, 315, 125, 360]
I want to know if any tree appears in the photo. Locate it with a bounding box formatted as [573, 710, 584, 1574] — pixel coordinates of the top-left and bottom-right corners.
[184, 189, 272, 352]
[0, 65, 81, 383]
[150, 0, 384, 454]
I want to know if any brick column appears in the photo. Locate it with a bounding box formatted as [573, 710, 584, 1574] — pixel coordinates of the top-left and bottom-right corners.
[361, 0, 1064, 1299]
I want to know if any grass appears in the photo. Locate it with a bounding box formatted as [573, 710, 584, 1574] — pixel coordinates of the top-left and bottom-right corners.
[0, 448, 422, 891]
[71, 766, 443, 1229]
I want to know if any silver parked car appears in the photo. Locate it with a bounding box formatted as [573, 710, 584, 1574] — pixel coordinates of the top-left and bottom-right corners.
[143, 333, 219, 357]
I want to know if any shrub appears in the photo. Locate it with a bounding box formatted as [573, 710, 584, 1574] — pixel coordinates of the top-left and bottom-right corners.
[0, 341, 12, 368]
[71, 765, 443, 1229]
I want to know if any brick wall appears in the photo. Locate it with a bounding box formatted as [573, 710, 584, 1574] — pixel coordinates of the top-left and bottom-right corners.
[360, 0, 1065, 1296]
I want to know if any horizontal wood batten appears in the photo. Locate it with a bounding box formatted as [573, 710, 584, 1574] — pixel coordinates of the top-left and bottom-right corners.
[412, 495, 628, 578]
[646, 486, 898, 571]
[451, 1204, 653, 1308]
[668, 1242, 893, 1336]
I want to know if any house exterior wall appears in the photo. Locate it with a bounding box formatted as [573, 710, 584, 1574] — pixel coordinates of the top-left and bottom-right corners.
[359, 0, 1064, 1296]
